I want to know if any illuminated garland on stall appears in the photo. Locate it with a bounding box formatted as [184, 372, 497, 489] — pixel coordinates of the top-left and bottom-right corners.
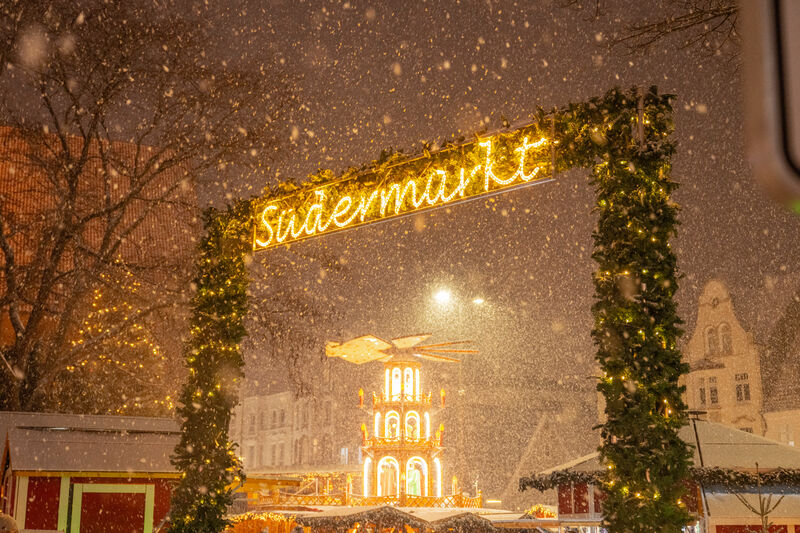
[224, 511, 295, 531]
[177, 86, 691, 531]
[519, 467, 800, 492]
[168, 202, 251, 533]
[521, 504, 558, 519]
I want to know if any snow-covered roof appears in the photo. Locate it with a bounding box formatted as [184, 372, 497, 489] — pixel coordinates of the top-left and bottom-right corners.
[1, 411, 180, 474]
[688, 419, 800, 470]
[538, 419, 800, 474]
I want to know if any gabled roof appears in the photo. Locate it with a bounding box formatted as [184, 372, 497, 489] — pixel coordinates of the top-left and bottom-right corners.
[1, 411, 180, 475]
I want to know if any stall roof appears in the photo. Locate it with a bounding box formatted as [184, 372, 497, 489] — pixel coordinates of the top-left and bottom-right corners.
[1, 411, 180, 475]
[538, 419, 800, 475]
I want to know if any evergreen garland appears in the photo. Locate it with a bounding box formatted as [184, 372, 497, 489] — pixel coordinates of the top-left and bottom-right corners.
[168, 201, 252, 533]
[589, 89, 693, 530]
[519, 467, 800, 493]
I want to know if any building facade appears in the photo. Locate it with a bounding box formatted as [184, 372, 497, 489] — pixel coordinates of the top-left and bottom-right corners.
[682, 280, 765, 434]
[230, 387, 360, 472]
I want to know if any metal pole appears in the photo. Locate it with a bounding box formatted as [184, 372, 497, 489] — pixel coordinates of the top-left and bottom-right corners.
[551, 109, 557, 177]
[637, 87, 645, 148]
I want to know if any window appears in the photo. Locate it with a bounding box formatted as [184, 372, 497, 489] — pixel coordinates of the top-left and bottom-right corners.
[699, 378, 706, 405]
[248, 415, 256, 434]
[735, 373, 750, 402]
[279, 443, 285, 465]
[259, 412, 265, 430]
[272, 410, 277, 428]
[720, 323, 732, 354]
[736, 383, 751, 402]
[391, 368, 402, 400]
[271, 444, 276, 466]
[385, 411, 400, 439]
[404, 367, 414, 399]
[247, 445, 255, 465]
[280, 409, 286, 425]
[705, 327, 719, 355]
[709, 377, 718, 404]
[257, 445, 263, 467]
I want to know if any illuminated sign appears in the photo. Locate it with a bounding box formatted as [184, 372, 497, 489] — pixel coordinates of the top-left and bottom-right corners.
[253, 130, 553, 250]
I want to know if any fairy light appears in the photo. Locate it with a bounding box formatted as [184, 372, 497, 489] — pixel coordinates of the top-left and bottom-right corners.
[68, 269, 174, 414]
[254, 135, 550, 249]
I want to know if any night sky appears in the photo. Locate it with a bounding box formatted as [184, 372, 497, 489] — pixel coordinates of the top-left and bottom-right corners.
[201, 0, 800, 505]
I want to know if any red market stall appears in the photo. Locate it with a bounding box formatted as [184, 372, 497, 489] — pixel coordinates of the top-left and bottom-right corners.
[1, 412, 180, 533]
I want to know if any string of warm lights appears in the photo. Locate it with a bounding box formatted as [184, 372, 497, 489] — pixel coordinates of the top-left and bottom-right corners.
[64, 268, 174, 415]
[253, 135, 550, 249]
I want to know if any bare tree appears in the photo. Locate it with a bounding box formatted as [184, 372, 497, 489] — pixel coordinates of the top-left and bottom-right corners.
[0, 0, 292, 411]
[563, 0, 738, 56]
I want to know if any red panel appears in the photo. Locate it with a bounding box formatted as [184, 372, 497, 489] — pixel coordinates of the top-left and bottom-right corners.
[558, 484, 572, 514]
[80, 491, 146, 533]
[593, 485, 606, 514]
[717, 526, 787, 533]
[573, 483, 590, 514]
[24, 476, 61, 530]
[68, 477, 176, 530]
[153, 479, 176, 526]
[682, 481, 700, 514]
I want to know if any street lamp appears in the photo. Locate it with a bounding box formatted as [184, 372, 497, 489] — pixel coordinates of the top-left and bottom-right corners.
[434, 289, 452, 305]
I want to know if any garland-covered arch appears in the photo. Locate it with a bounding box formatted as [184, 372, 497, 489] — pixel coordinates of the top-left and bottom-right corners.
[168, 86, 693, 532]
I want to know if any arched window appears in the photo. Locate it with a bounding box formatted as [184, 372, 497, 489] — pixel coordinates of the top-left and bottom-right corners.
[385, 411, 400, 439]
[406, 457, 428, 496]
[363, 457, 372, 497]
[415, 368, 420, 400]
[391, 368, 402, 400]
[377, 456, 399, 496]
[404, 367, 414, 400]
[424, 412, 431, 439]
[433, 458, 442, 497]
[405, 411, 420, 440]
[720, 323, 732, 354]
[374, 412, 382, 438]
[705, 326, 719, 355]
[385, 368, 391, 400]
